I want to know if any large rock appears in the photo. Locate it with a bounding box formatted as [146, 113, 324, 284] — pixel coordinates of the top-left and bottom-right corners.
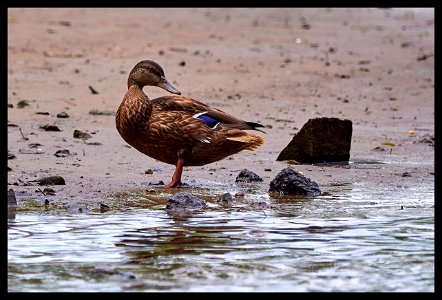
[269, 167, 321, 196]
[277, 117, 352, 163]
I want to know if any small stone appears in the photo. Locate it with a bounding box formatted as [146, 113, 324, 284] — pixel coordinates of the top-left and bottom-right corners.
[217, 192, 234, 207]
[40, 124, 62, 131]
[54, 149, 74, 157]
[100, 202, 110, 212]
[8, 152, 16, 159]
[29, 143, 42, 148]
[17, 100, 30, 108]
[166, 192, 206, 212]
[145, 169, 153, 174]
[88, 85, 99, 94]
[234, 191, 245, 198]
[73, 130, 92, 139]
[8, 189, 17, 205]
[89, 109, 115, 116]
[43, 187, 55, 195]
[253, 201, 269, 209]
[372, 146, 386, 152]
[235, 169, 263, 183]
[57, 112, 70, 118]
[401, 172, 411, 177]
[34, 176, 66, 186]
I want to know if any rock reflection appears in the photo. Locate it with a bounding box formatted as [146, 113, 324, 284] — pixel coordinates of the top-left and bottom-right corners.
[116, 215, 245, 263]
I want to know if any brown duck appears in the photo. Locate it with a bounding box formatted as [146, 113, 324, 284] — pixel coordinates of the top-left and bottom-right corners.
[116, 60, 264, 188]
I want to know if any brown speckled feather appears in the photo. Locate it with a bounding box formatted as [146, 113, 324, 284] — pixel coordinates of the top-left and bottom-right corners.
[152, 96, 262, 131]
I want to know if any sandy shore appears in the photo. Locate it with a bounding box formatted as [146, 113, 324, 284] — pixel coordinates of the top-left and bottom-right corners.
[7, 8, 434, 208]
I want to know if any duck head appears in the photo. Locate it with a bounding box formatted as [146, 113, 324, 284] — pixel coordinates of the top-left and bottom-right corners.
[127, 60, 181, 95]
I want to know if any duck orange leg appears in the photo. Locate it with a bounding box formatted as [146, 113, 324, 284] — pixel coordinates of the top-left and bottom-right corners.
[165, 158, 184, 188]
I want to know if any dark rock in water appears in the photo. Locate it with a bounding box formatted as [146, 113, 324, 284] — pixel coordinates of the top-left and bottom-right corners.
[34, 176, 66, 186]
[217, 192, 234, 207]
[166, 192, 206, 211]
[235, 169, 263, 183]
[8, 189, 17, 205]
[73, 129, 92, 139]
[277, 117, 352, 163]
[99, 202, 110, 213]
[269, 167, 321, 196]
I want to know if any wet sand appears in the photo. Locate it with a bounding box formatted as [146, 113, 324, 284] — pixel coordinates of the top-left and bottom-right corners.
[7, 8, 434, 208]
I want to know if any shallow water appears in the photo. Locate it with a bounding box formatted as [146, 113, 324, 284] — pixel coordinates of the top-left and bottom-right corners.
[8, 178, 434, 292]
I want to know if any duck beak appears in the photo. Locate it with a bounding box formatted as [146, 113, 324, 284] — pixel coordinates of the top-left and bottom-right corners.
[158, 77, 181, 95]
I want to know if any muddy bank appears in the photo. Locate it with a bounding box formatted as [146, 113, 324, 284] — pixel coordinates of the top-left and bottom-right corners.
[7, 8, 434, 210]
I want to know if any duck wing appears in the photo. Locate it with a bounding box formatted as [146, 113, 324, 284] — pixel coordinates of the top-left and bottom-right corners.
[151, 96, 266, 132]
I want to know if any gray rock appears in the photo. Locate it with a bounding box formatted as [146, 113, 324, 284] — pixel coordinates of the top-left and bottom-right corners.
[166, 192, 206, 211]
[277, 117, 352, 163]
[235, 169, 263, 183]
[269, 167, 321, 196]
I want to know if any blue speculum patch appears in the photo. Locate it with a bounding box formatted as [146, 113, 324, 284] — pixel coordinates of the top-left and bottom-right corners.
[197, 114, 219, 128]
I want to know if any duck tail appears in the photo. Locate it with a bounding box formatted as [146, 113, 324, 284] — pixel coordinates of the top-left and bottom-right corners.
[245, 121, 267, 133]
[226, 133, 264, 151]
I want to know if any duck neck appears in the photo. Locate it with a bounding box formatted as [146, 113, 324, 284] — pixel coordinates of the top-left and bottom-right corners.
[118, 84, 153, 133]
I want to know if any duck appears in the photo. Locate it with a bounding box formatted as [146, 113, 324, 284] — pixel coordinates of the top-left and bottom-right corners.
[116, 60, 265, 188]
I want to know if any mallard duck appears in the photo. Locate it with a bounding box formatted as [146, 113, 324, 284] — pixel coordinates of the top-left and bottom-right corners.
[116, 60, 264, 188]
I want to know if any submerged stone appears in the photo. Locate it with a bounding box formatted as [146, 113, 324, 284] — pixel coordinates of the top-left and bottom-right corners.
[166, 192, 206, 211]
[277, 117, 352, 163]
[217, 192, 234, 207]
[269, 167, 321, 196]
[235, 169, 263, 183]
